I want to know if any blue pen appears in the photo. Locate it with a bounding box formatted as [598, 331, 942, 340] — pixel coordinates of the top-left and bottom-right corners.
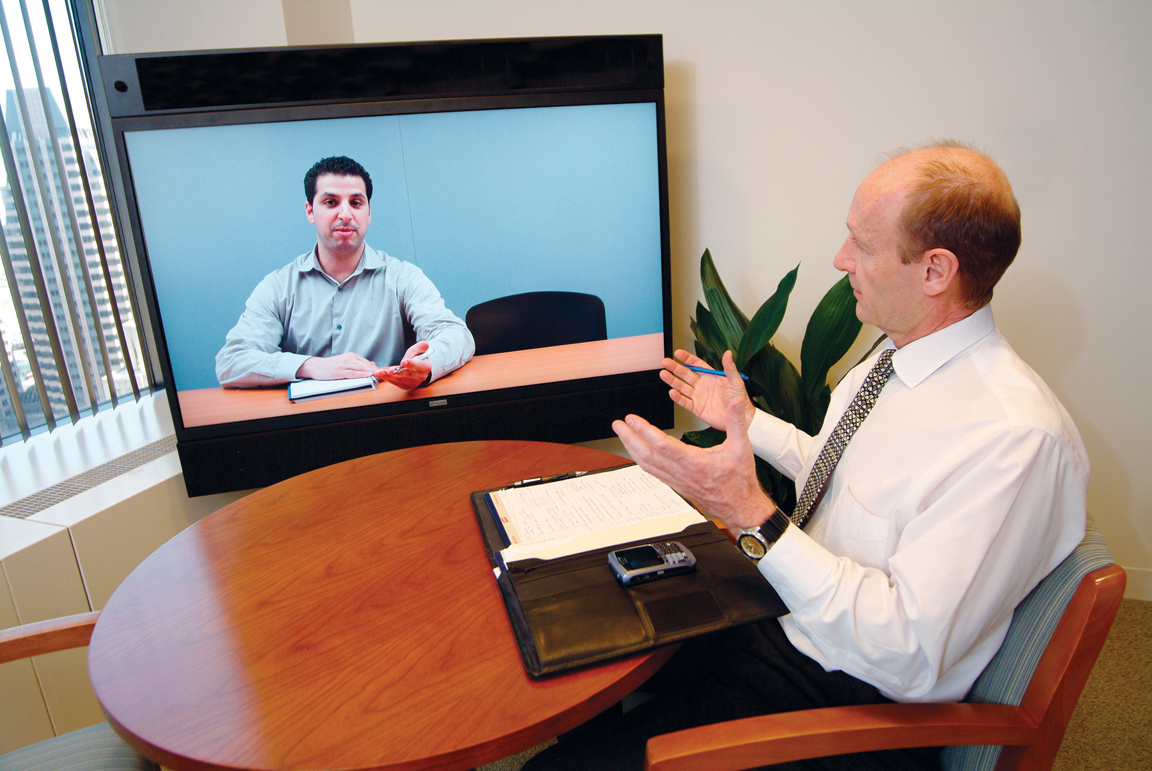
[684, 364, 749, 381]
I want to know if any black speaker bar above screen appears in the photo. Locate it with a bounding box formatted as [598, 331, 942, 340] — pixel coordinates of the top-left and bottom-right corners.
[101, 35, 663, 116]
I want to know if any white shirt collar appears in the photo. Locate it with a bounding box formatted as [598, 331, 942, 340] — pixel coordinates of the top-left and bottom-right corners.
[889, 305, 996, 389]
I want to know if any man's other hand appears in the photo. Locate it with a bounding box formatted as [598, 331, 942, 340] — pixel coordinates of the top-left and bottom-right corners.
[662, 350, 756, 432]
[296, 352, 379, 381]
[374, 341, 432, 390]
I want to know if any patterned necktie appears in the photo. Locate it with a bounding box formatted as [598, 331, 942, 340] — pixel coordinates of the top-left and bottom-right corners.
[790, 348, 896, 529]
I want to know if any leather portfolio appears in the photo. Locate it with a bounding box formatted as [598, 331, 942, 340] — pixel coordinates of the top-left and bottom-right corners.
[471, 473, 787, 677]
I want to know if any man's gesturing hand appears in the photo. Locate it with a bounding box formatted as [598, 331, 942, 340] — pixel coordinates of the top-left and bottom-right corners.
[612, 386, 776, 532]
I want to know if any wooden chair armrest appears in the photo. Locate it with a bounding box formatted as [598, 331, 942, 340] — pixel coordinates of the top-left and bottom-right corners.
[0, 611, 100, 665]
[645, 701, 1037, 771]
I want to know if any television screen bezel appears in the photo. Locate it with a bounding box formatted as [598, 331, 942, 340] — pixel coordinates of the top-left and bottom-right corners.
[96, 35, 674, 496]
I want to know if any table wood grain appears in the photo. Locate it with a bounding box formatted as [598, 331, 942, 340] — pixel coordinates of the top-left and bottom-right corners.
[89, 440, 675, 771]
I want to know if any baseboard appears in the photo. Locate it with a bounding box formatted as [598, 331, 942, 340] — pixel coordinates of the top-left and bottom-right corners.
[1121, 565, 1152, 601]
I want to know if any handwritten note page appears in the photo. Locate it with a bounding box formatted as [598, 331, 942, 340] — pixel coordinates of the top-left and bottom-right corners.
[491, 465, 706, 562]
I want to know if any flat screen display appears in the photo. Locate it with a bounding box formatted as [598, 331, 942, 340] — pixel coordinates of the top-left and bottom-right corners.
[100, 36, 673, 495]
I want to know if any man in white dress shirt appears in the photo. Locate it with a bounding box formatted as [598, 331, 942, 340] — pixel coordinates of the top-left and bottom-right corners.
[526, 142, 1088, 771]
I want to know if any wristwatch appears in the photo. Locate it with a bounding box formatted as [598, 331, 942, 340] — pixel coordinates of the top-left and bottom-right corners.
[737, 505, 790, 561]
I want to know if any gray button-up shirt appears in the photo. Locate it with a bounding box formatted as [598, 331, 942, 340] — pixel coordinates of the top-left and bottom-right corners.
[215, 245, 474, 387]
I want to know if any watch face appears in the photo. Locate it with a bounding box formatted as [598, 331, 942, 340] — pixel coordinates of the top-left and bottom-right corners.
[738, 532, 768, 560]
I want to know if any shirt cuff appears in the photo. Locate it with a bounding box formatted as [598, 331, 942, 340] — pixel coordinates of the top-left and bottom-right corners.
[425, 349, 444, 384]
[278, 353, 313, 382]
[756, 521, 840, 611]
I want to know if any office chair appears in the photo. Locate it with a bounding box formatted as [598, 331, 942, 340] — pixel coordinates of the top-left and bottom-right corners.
[0, 611, 158, 771]
[645, 520, 1125, 771]
[465, 291, 608, 355]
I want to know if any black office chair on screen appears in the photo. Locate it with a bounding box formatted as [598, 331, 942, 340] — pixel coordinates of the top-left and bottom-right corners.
[465, 291, 608, 355]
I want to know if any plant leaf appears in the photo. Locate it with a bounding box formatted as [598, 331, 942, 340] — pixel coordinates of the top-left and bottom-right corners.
[691, 303, 728, 368]
[736, 264, 798, 369]
[805, 383, 832, 435]
[692, 341, 722, 371]
[744, 344, 805, 428]
[800, 274, 862, 408]
[681, 427, 725, 449]
[703, 285, 745, 356]
[699, 249, 749, 356]
[700, 249, 750, 328]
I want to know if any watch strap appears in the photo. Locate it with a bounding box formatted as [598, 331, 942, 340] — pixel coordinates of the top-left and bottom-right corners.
[738, 506, 789, 561]
[759, 505, 789, 544]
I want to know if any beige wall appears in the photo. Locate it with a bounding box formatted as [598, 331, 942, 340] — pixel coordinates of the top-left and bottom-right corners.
[97, 0, 1152, 601]
[1, 453, 246, 752]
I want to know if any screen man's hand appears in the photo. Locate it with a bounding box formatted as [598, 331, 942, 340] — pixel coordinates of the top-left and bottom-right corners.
[374, 341, 432, 390]
[296, 352, 379, 380]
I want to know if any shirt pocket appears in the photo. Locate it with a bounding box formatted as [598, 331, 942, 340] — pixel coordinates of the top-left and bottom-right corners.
[818, 484, 892, 571]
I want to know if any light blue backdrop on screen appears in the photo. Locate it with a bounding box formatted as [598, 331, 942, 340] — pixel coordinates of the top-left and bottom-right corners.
[125, 103, 664, 392]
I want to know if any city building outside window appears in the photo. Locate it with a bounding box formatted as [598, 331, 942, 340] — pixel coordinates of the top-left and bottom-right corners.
[0, 0, 151, 445]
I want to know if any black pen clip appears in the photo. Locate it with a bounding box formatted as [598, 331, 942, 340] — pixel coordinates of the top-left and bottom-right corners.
[507, 471, 588, 489]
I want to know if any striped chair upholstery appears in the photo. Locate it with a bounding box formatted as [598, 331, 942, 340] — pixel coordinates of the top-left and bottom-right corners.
[0, 723, 157, 771]
[942, 518, 1114, 771]
[0, 612, 158, 771]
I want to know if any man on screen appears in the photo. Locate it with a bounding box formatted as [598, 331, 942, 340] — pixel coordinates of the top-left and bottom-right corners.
[215, 155, 474, 389]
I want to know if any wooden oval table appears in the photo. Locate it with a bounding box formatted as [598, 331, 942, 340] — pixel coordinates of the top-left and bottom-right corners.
[88, 440, 676, 771]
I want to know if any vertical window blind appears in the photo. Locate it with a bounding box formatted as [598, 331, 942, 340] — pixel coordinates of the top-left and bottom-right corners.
[0, 0, 150, 446]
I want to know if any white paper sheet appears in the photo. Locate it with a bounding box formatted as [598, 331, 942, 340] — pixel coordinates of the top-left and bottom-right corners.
[490, 465, 706, 562]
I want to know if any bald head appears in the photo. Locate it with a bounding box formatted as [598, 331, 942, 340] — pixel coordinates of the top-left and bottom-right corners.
[878, 142, 1021, 308]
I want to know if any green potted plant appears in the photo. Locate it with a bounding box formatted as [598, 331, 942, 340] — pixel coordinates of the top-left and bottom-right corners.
[683, 249, 883, 514]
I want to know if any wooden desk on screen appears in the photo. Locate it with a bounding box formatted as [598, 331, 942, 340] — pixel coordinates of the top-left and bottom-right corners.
[178, 333, 664, 427]
[88, 440, 678, 771]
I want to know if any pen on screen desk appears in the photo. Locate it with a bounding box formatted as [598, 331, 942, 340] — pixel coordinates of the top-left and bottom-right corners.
[509, 471, 588, 488]
[684, 365, 750, 381]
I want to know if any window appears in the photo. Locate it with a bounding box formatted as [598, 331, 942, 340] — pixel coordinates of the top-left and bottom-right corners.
[0, 0, 152, 445]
